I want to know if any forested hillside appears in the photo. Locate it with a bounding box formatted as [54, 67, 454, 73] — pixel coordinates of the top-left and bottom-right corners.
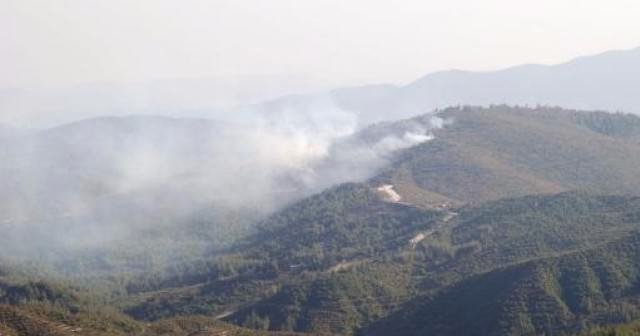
[578, 321, 640, 336]
[378, 106, 640, 205]
[367, 232, 640, 336]
[3, 106, 640, 335]
[104, 107, 640, 335]
[0, 277, 312, 336]
[7, 3, 640, 335]
[121, 189, 640, 335]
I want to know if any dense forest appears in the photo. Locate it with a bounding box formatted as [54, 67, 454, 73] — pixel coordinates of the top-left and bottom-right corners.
[2, 106, 640, 335]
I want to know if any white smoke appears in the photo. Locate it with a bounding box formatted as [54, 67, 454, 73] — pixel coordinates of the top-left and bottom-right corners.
[301, 116, 448, 190]
[0, 99, 448, 273]
[373, 131, 434, 153]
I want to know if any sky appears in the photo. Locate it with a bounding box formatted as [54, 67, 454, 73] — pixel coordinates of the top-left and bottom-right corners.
[3, 0, 640, 89]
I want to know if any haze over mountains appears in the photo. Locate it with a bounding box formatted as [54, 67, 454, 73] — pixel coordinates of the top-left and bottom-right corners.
[3, 47, 640, 129]
[304, 46, 640, 124]
[0, 112, 444, 272]
[0, 75, 332, 128]
[2, 46, 640, 336]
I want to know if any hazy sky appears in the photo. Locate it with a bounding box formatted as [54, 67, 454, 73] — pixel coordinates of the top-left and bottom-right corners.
[3, 0, 640, 89]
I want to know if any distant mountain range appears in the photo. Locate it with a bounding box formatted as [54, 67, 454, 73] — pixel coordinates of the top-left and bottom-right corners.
[0, 75, 331, 127]
[3, 47, 640, 129]
[262, 47, 640, 126]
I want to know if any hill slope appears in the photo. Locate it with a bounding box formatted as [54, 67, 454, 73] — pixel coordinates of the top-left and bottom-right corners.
[124, 189, 640, 335]
[0, 277, 312, 336]
[366, 232, 640, 336]
[377, 106, 640, 205]
[4, 107, 640, 335]
[120, 107, 640, 335]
